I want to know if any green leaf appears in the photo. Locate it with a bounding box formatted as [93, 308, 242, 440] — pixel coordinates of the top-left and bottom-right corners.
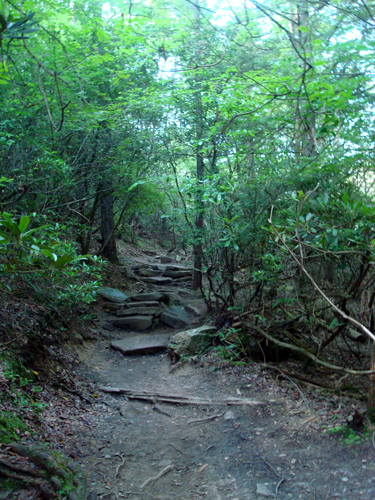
[21, 225, 49, 240]
[128, 180, 146, 191]
[0, 229, 12, 241]
[53, 254, 75, 268]
[299, 26, 310, 33]
[19, 216, 30, 233]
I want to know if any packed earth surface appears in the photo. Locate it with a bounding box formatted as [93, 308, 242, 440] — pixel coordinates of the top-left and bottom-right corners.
[2, 248, 375, 500]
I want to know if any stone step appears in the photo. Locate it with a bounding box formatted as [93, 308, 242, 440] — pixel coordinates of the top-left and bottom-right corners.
[127, 292, 170, 303]
[102, 302, 123, 311]
[170, 276, 192, 282]
[165, 264, 194, 272]
[138, 268, 162, 277]
[112, 315, 153, 331]
[111, 334, 170, 355]
[141, 276, 173, 285]
[116, 306, 161, 317]
[162, 270, 192, 278]
[160, 306, 192, 329]
[123, 301, 160, 309]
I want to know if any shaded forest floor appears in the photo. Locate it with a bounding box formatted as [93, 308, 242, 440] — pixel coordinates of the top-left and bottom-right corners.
[1, 241, 375, 500]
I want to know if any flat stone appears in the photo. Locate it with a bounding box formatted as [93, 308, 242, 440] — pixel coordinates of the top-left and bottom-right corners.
[256, 483, 275, 497]
[138, 268, 162, 277]
[97, 288, 128, 303]
[165, 264, 194, 272]
[123, 301, 160, 308]
[163, 269, 192, 278]
[127, 293, 170, 303]
[103, 323, 117, 332]
[102, 302, 123, 311]
[160, 255, 174, 263]
[142, 277, 173, 285]
[160, 306, 192, 329]
[111, 334, 170, 354]
[172, 276, 192, 282]
[168, 325, 216, 361]
[116, 306, 161, 317]
[112, 316, 153, 331]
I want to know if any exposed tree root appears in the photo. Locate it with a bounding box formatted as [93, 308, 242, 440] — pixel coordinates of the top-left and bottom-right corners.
[0, 443, 87, 500]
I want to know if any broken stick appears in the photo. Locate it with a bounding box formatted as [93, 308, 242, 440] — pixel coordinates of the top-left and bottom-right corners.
[139, 464, 174, 489]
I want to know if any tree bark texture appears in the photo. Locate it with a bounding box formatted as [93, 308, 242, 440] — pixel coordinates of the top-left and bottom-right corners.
[100, 177, 117, 262]
[192, 2, 205, 291]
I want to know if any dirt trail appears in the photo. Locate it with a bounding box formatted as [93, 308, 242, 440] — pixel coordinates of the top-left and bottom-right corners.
[74, 255, 375, 500]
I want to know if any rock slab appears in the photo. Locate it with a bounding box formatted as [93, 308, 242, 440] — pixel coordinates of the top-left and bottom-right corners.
[128, 292, 170, 303]
[116, 306, 161, 317]
[97, 288, 128, 303]
[160, 306, 192, 329]
[111, 334, 170, 355]
[142, 276, 173, 285]
[112, 315, 153, 331]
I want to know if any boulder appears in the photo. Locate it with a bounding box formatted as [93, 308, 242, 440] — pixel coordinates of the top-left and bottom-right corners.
[168, 325, 216, 362]
[97, 288, 128, 303]
[160, 306, 192, 329]
[116, 306, 161, 317]
[127, 292, 170, 303]
[111, 334, 170, 355]
[112, 315, 153, 331]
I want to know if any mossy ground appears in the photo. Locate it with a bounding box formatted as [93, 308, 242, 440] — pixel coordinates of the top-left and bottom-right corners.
[0, 412, 29, 444]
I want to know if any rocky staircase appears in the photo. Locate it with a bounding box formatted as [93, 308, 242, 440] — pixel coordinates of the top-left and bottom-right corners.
[95, 253, 212, 359]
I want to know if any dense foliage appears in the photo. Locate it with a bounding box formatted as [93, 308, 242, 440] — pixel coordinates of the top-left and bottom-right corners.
[2, 0, 375, 411]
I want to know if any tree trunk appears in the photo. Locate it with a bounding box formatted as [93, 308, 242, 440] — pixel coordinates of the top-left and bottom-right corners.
[100, 178, 117, 262]
[294, 1, 317, 162]
[368, 341, 375, 422]
[192, 2, 205, 291]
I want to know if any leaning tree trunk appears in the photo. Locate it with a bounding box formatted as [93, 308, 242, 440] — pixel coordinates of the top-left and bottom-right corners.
[100, 178, 117, 262]
[368, 341, 375, 422]
[192, 2, 205, 291]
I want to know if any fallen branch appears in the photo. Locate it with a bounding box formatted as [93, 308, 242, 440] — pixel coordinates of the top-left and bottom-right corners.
[261, 456, 286, 498]
[246, 323, 375, 375]
[139, 464, 174, 489]
[181, 414, 222, 425]
[98, 385, 265, 406]
[114, 454, 126, 479]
